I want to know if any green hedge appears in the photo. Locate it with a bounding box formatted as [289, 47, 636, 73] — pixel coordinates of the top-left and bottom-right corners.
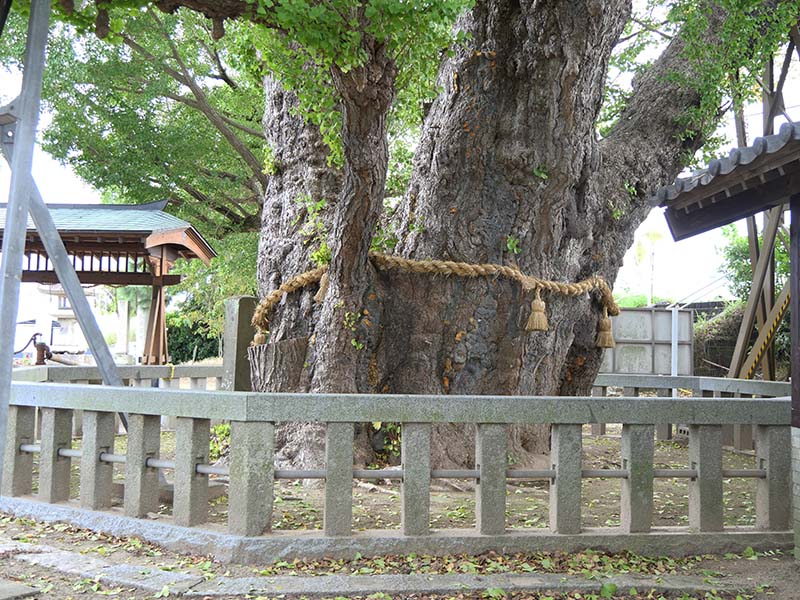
[166, 313, 219, 364]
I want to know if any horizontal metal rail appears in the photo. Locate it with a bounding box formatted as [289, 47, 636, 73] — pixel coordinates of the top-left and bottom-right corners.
[653, 469, 697, 478]
[723, 469, 766, 478]
[196, 464, 229, 476]
[145, 458, 175, 470]
[98, 452, 126, 464]
[12, 445, 769, 481]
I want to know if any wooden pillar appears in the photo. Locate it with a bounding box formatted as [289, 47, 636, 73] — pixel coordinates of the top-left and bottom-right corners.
[143, 251, 169, 365]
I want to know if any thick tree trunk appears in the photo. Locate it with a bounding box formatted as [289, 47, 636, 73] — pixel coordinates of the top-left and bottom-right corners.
[252, 75, 342, 469]
[310, 42, 397, 394]
[252, 41, 397, 469]
[250, 0, 718, 469]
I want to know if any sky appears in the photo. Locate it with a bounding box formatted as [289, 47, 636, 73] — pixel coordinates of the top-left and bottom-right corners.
[1, 39, 799, 315]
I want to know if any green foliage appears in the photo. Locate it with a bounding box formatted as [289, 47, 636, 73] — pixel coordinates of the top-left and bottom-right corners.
[369, 421, 401, 460]
[532, 165, 549, 181]
[166, 312, 219, 363]
[262, 144, 278, 176]
[599, 0, 799, 161]
[717, 224, 791, 368]
[209, 423, 231, 462]
[667, 0, 800, 143]
[169, 231, 258, 338]
[614, 293, 673, 308]
[505, 235, 521, 255]
[237, 0, 471, 163]
[385, 137, 415, 198]
[718, 224, 789, 301]
[294, 195, 331, 267]
[0, 7, 267, 237]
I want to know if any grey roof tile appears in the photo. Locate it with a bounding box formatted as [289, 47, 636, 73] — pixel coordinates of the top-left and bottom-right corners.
[651, 122, 800, 206]
[0, 200, 193, 234]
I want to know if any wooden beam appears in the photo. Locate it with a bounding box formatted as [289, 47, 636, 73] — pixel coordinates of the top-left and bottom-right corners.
[21, 241, 147, 254]
[737, 283, 789, 380]
[728, 205, 784, 377]
[665, 167, 799, 240]
[21, 271, 181, 286]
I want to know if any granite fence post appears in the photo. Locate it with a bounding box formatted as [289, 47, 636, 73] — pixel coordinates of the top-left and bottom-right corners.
[401, 423, 431, 536]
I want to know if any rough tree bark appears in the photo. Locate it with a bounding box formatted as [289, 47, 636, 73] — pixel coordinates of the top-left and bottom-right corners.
[251, 75, 342, 469]
[247, 0, 718, 469]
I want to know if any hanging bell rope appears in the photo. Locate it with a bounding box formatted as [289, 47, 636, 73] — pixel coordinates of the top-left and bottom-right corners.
[251, 252, 619, 347]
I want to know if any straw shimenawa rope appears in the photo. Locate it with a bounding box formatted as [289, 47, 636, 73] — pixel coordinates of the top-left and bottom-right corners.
[251, 252, 620, 348]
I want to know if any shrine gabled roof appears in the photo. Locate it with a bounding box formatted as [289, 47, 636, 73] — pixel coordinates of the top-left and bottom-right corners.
[0, 200, 188, 233]
[651, 122, 800, 241]
[0, 200, 216, 264]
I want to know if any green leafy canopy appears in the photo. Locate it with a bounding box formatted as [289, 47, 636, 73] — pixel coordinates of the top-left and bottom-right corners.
[234, 0, 471, 165]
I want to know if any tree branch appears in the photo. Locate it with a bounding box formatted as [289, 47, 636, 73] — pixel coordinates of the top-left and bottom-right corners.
[198, 38, 239, 89]
[120, 9, 269, 190]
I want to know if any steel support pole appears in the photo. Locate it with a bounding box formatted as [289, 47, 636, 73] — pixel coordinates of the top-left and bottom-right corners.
[791, 194, 799, 429]
[0, 0, 51, 496]
[0, 134, 124, 391]
[670, 307, 679, 398]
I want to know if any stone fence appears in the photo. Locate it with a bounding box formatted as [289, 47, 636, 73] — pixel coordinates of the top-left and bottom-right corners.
[0, 366, 792, 563]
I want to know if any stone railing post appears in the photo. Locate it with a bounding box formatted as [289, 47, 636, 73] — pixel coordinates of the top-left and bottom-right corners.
[621, 424, 654, 532]
[401, 423, 431, 536]
[39, 408, 73, 503]
[159, 377, 180, 431]
[80, 411, 115, 510]
[591, 387, 606, 436]
[221, 296, 257, 392]
[72, 379, 89, 437]
[655, 389, 672, 441]
[174, 417, 210, 527]
[324, 422, 353, 537]
[755, 425, 791, 530]
[688, 425, 723, 531]
[550, 424, 582, 534]
[476, 423, 506, 535]
[792, 427, 800, 552]
[228, 421, 274, 536]
[1, 405, 35, 496]
[124, 414, 161, 517]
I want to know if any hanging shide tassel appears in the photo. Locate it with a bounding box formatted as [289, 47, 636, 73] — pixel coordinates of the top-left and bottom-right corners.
[596, 307, 615, 348]
[525, 288, 549, 332]
[252, 331, 267, 346]
[313, 272, 329, 304]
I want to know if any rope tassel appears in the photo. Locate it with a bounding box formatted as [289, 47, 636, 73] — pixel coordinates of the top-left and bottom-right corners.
[596, 307, 615, 348]
[525, 288, 549, 332]
[313, 272, 329, 304]
[252, 331, 267, 346]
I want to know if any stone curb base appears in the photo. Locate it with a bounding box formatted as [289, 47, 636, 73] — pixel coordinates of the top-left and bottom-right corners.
[0, 497, 792, 565]
[0, 538, 748, 598]
[0, 580, 36, 600]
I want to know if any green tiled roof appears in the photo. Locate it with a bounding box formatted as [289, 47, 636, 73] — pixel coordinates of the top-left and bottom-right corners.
[0, 200, 192, 234]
